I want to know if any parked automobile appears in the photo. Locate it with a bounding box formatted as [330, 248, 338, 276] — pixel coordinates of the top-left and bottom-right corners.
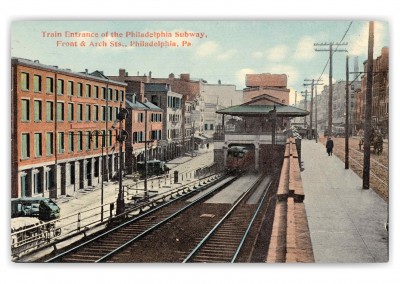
[11, 197, 60, 221]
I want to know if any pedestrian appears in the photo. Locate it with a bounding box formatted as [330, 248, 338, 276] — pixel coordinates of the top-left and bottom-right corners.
[326, 137, 334, 156]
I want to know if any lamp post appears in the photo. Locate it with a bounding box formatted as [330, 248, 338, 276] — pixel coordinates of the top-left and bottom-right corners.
[116, 104, 129, 215]
[91, 130, 105, 222]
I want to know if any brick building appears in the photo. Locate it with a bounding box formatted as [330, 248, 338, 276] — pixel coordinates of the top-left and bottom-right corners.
[243, 73, 290, 104]
[353, 47, 389, 137]
[11, 58, 127, 198]
[109, 70, 205, 135]
[125, 94, 163, 174]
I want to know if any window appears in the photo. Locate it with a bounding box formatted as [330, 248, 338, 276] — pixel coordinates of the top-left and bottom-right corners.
[68, 103, 74, 121]
[21, 133, 30, 159]
[68, 81, 74, 96]
[93, 105, 99, 121]
[86, 105, 91, 121]
[108, 88, 112, 101]
[94, 132, 99, 149]
[68, 132, 74, 152]
[86, 131, 91, 150]
[138, 113, 144, 123]
[58, 132, 64, 153]
[102, 130, 106, 147]
[46, 132, 54, 156]
[34, 133, 42, 157]
[57, 79, 64, 95]
[204, 124, 208, 131]
[34, 75, 41, 92]
[34, 100, 42, 122]
[46, 77, 54, 94]
[21, 99, 30, 121]
[77, 83, 83, 97]
[21, 72, 29, 91]
[77, 104, 83, 121]
[46, 101, 54, 121]
[115, 90, 119, 101]
[77, 131, 83, 151]
[108, 130, 112, 146]
[101, 106, 106, 121]
[101, 87, 106, 100]
[114, 107, 118, 121]
[210, 124, 214, 130]
[120, 90, 124, 102]
[86, 84, 91, 98]
[108, 106, 112, 121]
[94, 86, 99, 99]
[57, 102, 64, 121]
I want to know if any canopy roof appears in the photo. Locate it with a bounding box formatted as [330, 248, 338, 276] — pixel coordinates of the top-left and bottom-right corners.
[216, 104, 309, 117]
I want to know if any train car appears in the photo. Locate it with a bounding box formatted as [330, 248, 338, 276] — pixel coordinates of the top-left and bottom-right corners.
[226, 145, 255, 172]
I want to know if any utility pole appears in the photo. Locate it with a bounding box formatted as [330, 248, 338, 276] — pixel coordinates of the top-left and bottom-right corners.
[144, 109, 148, 198]
[301, 89, 308, 129]
[315, 42, 348, 137]
[363, 21, 374, 189]
[345, 55, 350, 169]
[315, 85, 319, 143]
[304, 79, 323, 140]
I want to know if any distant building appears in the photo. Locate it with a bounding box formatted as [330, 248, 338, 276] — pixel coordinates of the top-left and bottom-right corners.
[11, 58, 127, 198]
[143, 83, 184, 160]
[125, 94, 163, 174]
[243, 73, 290, 104]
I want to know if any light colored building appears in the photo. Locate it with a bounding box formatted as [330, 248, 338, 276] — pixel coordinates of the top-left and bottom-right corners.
[143, 83, 184, 160]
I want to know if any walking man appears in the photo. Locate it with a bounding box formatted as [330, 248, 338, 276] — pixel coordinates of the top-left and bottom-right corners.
[326, 137, 334, 156]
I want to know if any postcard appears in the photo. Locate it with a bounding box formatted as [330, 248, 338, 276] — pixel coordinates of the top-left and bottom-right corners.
[10, 20, 389, 264]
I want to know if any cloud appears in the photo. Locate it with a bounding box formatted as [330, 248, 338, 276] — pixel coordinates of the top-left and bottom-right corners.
[348, 21, 387, 57]
[252, 51, 264, 59]
[293, 36, 316, 60]
[236, 68, 256, 88]
[266, 44, 288, 62]
[216, 49, 237, 61]
[196, 41, 219, 57]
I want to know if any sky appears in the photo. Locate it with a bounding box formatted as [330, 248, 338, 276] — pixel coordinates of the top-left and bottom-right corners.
[2, 1, 399, 283]
[11, 20, 389, 105]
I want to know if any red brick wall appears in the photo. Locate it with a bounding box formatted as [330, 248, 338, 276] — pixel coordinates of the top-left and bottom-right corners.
[246, 73, 287, 88]
[12, 61, 126, 196]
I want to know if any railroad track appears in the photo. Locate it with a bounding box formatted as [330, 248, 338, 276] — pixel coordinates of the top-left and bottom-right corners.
[45, 174, 238, 263]
[183, 175, 273, 263]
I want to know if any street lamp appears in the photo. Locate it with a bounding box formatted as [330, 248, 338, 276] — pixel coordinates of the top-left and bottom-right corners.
[116, 104, 129, 215]
[90, 130, 106, 222]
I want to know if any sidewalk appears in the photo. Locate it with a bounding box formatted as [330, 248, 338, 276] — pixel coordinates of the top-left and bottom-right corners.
[55, 147, 215, 218]
[300, 139, 388, 262]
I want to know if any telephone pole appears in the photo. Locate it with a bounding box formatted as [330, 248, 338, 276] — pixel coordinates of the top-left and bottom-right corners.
[315, 85, 319, 143]
[304, 79, 323, 139]
[315, 42, 348, 137]
[300, 89, 308, 129]
[345, 55, 350, 169]
[363, 21, 374, 189]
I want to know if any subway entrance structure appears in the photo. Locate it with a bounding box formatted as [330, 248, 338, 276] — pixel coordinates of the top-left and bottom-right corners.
[213, 95, 309, 172]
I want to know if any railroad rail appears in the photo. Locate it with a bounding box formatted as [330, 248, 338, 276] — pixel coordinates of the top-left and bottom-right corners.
[45, 174, 238, 262]
[183, 175, 273, 263]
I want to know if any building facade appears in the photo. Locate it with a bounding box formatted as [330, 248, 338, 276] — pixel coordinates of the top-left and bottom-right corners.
[11, 58, 127, 198]
[125, 95, 163, 174]
[243, 73, 290, 104]
[142, 83, 184, 160]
